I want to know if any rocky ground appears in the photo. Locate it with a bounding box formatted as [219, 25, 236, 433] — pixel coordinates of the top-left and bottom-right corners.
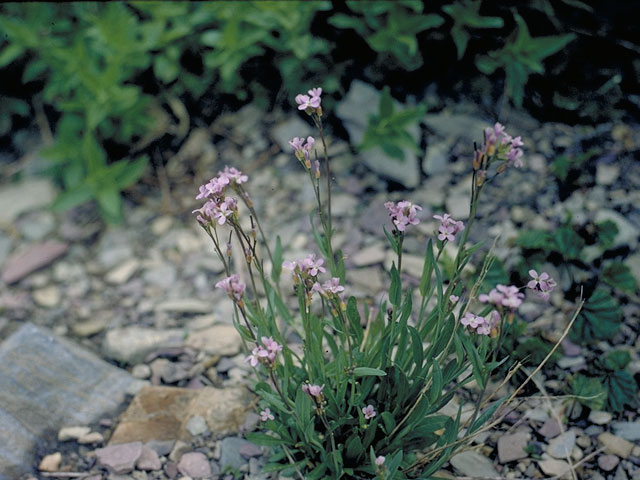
[1, 82, 639, 479]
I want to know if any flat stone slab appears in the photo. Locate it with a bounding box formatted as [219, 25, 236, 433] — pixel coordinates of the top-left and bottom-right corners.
[0, 323, 143, 479]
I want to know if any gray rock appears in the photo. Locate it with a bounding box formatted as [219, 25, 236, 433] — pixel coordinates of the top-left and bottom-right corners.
[612, 422, 640, 442]
[58, 426, 91, 441]
[449, 451, 499, 477]
[178, 452, 211, 479]
[103, 327, 185, 364]
[349, 244, 386, 267]
[589, 410, 613, 426]
[155, 298, 211, 314]
[424, 112, 489, 143]
[539, 418, 563, 439]
[220, 437, 254, 470]
[0, 323, 142, 479]
[336, 80, 421, 188]
[0, 234, 12, 267]
[498, 432, 529, 463]
[271, 117, 313, 151]
[596, 163, 620, 186]
[548, 430, 577, 459]
[105, 259, 140, 285]
[185, 325, 242, 356]
[143, 264, 177, 289]
[598, 454, 620, 472]
[423, 142, 450, 175]
[17, 211, 56, 241]
[0, 179, 56, 223]
[32, 285, 61, 308]
[96, 442, 142, 474]
[538, 458, 571, 477]
[1, 241, 68, 284]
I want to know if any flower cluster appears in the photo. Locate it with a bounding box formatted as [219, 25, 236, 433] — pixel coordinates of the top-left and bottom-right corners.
[527, 269, 557, 301]
[193, 166, 248, 226]
[312, 277, 345, 296]
[246, 336, 283, 368]
[289, 135, 317, 173]
[283, 254, 326, 281]
[384, 200, 422, 232]
[479, 284, 524, 310]
[434, 213, 465, 242]
[302, 383, 325, 402]
[295, 87, 322, 114]
[481, 122, 524, 168]
[215, 274, 246, 302]
[461, 311, 499, 336]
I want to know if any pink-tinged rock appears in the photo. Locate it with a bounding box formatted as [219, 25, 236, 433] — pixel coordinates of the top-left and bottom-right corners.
[2, 241, 68, 284]
[95, 442, 142, 473]
[136, 445, 162, 471]
[178, 452, 211, 478]
[561, 339, 581, 357]
[538, 417, 563, 439]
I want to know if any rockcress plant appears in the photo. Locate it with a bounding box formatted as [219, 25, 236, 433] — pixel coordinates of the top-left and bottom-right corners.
[194, 89, 558, 479]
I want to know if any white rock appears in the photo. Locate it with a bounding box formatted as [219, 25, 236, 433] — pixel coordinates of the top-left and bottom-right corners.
[39, 452, 62, 472]
[185, 325, 242, 356]
[0, 179, 56, 223]
[105, 259, 140, 285]
[58, 426, 91, 441]
[32, 285, 61, 308]
[103, 327, 185, 364]
[596, 163, 620, 186]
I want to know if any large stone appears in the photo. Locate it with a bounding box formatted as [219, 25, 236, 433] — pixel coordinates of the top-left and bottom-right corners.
[497, 432, 529, 463]
[423, 112, 489, 143]
[178, 452, 211, 478]
[336, 80, 421, 188]
[0, 323, 142, 479]
[0, 178, 56, 223]
[1, 241, 68, 284]
[547, 430, 577, 459]
[598, 432, 634, 459]
[110, 385, 253, 445]
[155, 298, 211, 314]
[611, 421, 640, 442]
[538, 458, 571, 477]
[103, 327, 185, 364]
[449, 451, 499, 478]
[185, 324, 242, 356]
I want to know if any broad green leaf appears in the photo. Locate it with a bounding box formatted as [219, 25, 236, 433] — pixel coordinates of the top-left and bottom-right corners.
[604, 350, 631, 371]
[602, 262, 637, 294]
[603, 370, 637, 412]
[571, 374, 606, 410]
[571, 288, 622, 343]
[271, 235, 283, 284]
[389, 263, 401, 307]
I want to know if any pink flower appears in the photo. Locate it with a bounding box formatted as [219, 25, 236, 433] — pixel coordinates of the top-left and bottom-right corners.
[260, 408, 274, 421]
[289, 136, 315, 168]
[302, 383, 324, 401]
[434, 213, 465, 242]
[449, 295, 459, 303]
[221, 166, 248, 184]
[295, 94, 313, 111]
[482, 123, 524, 168]
[323, 277, 345, 295]
[308, 87, 322, 107]
[246, 337, 282, 367]
[216, 274, 246, 301]
[362, 404, 376, 420]
[375, 456, 385, 467]
[496, 284, 524, 310]
[461, 312, 485, 329]
[285, 254, 326, 279]
[385, 200, 422, 232]
[527, 269, 556, 301]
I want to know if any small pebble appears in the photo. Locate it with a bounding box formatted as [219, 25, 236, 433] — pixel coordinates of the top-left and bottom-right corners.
[39, 452, 62, 472]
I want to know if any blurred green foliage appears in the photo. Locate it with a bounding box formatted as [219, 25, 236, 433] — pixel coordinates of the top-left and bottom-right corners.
[0, 1, 585, 220]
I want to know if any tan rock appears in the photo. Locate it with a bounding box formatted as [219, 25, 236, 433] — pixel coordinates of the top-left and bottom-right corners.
[538, 458, 571, 478]
[185, 325, 242, 356]
[110, 385, 253, 445]
[598, 432, 634, 459]
[39, 452, 62, 472]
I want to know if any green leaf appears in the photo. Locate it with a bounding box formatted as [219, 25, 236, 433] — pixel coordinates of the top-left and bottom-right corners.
[389, 263, 401, 307]
[571, 374, 607, 410]
[0, 43, 25, 67]
[571, 288, 622, 343]
[468, 397, 507, 434]
[96, 188, 123, 224]
[461, 334, 486, 389]
[595, 220, 619, 250]
[603, 370, 637, 412]
[552, 226, 584, 260]
[113, 156, 148, 190]
[271, 236, 283, 284]
[602, 262, 637, 294]
[379, 86, 394, 118]
[51, 184, 94, 212]
[353, 367, 387, 377]
[245, 432, 290, 447]
[514, 229, 553, 250]
[604, 350, 631, 371]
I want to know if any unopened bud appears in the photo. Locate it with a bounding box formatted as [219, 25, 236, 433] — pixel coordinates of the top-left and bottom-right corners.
[497, 164, 507, 174]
